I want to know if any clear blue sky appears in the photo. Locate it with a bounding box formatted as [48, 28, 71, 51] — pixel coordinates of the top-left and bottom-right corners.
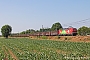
[0, 0, 90, 34]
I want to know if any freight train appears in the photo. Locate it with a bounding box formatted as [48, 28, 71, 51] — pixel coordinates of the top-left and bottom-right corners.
[33, 27, 77, 36]
[11, 27, 77, 37]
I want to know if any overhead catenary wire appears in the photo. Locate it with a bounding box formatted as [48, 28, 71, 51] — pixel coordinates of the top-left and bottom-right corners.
[63, 18, 90, 27]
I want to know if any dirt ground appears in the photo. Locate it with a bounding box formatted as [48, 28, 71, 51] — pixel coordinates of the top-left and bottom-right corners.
[29, 36, 90, 42]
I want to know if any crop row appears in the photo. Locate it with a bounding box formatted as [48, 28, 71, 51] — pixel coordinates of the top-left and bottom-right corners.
[0, 38, 90, 60]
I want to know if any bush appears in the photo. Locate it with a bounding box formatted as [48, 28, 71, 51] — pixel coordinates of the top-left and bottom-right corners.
[41, 36, 48, 39]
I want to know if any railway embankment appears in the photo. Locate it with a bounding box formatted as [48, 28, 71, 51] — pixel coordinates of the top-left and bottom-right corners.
[29, 36, 90, 42]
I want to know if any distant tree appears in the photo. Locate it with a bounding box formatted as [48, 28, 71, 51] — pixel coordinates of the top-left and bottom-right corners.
[20, 29, 35, 34]
[26, 29, 31, 34]
[78, 26, 89, 36]
[40, 28, 51, 32]
[51, 22, 62, 31]
[89, 27, 90, 33]
[20, 31, 26, 34]
[1, 25, 12, 38]
[36, 30, 39, 32]
[30, 29, 35, 34]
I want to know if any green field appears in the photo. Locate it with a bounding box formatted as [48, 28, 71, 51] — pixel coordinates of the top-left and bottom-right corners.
[0, 38, 90, 60]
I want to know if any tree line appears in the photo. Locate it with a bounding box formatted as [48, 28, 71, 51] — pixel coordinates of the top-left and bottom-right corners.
[20, 22, 62, 34]
[0, 22, 90, 38]
[78, 26, 90, 36]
